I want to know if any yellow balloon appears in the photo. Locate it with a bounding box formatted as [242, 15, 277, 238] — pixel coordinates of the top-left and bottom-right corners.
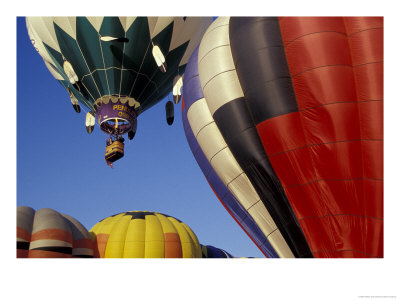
[90, 211, 202, 258]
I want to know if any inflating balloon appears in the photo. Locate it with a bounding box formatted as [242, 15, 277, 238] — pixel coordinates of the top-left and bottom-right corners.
[182, 17, 383, 258]
[17, 206, 94, 258]
[26, 17, 212, 166]
[90, 211, 202, 258]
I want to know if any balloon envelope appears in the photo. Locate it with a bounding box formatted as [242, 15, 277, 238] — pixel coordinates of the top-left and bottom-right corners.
[182, 17, 383, 258]
[201, 244, 234, 258]
[26, 17, 212, 136]
[90, 211, 202, 258]
[17, 206, 94, 258]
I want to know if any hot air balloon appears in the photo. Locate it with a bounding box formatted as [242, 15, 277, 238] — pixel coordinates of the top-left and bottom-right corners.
[89, 211, 202, 258]
[17, 206, 94, 258]
[201, 244, 233, 258]
[182, 17, 383, 258]
[26, 17, 212, 166]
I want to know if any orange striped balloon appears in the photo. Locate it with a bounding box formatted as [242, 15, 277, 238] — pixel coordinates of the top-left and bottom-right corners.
[17, 206, 94, 258]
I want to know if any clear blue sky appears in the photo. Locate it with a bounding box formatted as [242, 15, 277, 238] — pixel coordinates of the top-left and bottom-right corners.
[16, 17, 263, 258]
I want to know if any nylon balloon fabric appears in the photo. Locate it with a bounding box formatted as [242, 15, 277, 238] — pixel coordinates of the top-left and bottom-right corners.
[201, 244, 234, 258]
[17, 206, 94, 258]
[26, 17, 212, 131]
[182, 44, 280, 258]
[182, 17, 383, 258]
[89, 211, 202, 258]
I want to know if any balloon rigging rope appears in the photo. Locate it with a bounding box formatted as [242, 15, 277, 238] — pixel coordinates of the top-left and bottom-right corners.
[135, 58, 162, 104]
[97, 32, 111, 96]
[128, 37, 152, 99]
[72, 30, 103, 103]
[57, 52, 92, 109]
[58, 56, 98, 110]
[81, 67, 156, 90]
[137, 49, 173, 108]
[78, 81, 97, 110]
[118, 29, 128, 98]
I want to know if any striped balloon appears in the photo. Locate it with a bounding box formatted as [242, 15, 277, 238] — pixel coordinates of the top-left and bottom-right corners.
[17, 206, 94, 258]
[182, 17, 383, 258]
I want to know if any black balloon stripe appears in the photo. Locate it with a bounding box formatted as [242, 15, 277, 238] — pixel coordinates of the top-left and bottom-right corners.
[30, 246, 73, 255]
[17, 241, 30, 250]
[228, 17, 313, 258]
[213, 97, 312, 257]
[229, 17, 299, 124]
[72, 255, 94, 258]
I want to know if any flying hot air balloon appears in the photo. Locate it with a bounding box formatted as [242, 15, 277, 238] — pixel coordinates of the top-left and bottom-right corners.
[182, 17, 383, 258]
[26, 17, 212, 166]
[17, 206, 94, 258]
[89, 211, 202, 258]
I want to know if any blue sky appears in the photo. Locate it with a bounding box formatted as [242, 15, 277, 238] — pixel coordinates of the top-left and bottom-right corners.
[16, 17, 264, 258]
